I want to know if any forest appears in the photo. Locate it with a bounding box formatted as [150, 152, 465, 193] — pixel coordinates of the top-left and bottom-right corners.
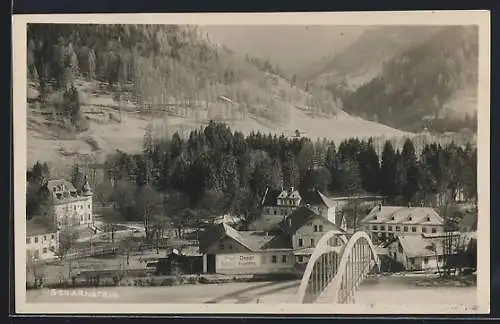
[27, 121, 477, 239]
[340, 26, 478, 133]
[27, 24, 315, 127]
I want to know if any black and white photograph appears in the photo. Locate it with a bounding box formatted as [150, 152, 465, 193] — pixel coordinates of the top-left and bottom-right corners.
[13, 11, 490, 314]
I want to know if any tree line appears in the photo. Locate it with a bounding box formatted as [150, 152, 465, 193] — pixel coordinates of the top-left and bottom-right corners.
[27, 122, 477, 239]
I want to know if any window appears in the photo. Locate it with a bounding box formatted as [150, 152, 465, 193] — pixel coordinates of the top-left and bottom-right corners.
[388, 226, 393, 231]
[88, 204, 91, 209]
[426, 216, 431, 221]
[310, 238, 315, 247]
[372, 225, 378, 230]
[34, 237, 38, 243]
[391, 216, 395, 220]
[282, 255, 287, 263]
[74, 205, 77, 210]
[411, 227, 417, 233]
[298, 238, 303, 247]
[422, 227, 427, 233]
[438, 255, 443, 262]
[318, 225, 323, 232]
[298, 256, 304, 263]
[49, 246, 55, 252]
[43, 247, 48, 254]
[395, 226, 400, 231]
[432, 228, 437, 233]
[26, 237, 31, 244]
[272, 255, 277, 263]
[228, 245, 233, 250]
[43, 235, 47, 241]
[274, 210, 277, 215]
[314, 225, 318, 232]
[408, 216, 413, 221]
[424, 257, 429, 264]
[219, 244, 224, 250]
[380, 225, 385, 231]
[51, 234, 55, 239]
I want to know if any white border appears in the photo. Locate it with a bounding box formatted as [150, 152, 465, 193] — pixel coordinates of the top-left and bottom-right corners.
[13, 10, 491, 314]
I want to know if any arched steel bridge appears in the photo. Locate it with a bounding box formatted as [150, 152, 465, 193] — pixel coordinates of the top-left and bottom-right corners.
[295, 230, 380, 304]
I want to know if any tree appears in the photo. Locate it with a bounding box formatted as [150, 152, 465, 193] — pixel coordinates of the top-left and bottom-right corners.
[163, 191, 190, 239]
[134, 185, 163, 241]
[335, 160, 363, 196]
[88, 48, 96, 80]
[400, 139, 421, 204]
[57, 228, 80, 283]
[101, 208, 124, 243]
[282, 152, 300, 189]
[70, 163, 86, 191]
[380, 141, 398, 202]
[26, 257, 47, 288]
[94, 181, 115, 207]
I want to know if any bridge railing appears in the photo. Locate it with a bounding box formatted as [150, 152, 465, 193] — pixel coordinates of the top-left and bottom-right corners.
[296, 231, 380, 304]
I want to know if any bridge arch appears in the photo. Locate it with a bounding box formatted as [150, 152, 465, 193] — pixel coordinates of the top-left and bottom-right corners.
[296, 231, 380, 304]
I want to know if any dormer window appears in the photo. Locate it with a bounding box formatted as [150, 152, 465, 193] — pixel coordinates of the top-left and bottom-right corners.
[373, 216, 377, 220]
[426, 216, 431, 221]
[408, 216, 413, 221]
[391, 216, 395, 221]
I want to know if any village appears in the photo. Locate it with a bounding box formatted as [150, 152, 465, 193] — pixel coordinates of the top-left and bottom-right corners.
[26, 172, 478, 294]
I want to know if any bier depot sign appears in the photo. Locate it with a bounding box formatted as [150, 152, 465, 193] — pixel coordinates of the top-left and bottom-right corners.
[216, 253, 261, 270]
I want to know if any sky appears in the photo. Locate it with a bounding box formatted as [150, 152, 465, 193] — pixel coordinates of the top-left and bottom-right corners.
[201, 25, 367, 73]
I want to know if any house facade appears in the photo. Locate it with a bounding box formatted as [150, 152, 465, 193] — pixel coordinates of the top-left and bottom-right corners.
[26, 218, 59, 261]
[360, 205, 445, 245]
[248, 187, 301, 231]
[277, 205, 347, 265]
[384, 232, 475, 271]
[43, 177, 93, 229]
[198, 223, 295, 275]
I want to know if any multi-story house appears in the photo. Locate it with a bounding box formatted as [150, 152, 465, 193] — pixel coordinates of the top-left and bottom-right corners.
[277, 205, 347, 264]
[360, 204, 445, 245]
[248, 187, 301, 231]
[41, 176, 94, 229]
[26, 218, 59, 261]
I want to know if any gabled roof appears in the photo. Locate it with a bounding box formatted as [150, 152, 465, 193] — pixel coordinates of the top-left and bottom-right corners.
[277, 206, 346, 235]
[301, 189, 336, 209]
[261, 188, 283, 207]
[27, 218, 57, 236]
[198, 223, 292, 253]
[46, 179, 77, 193]
[387, 234, 466, 258]
[360, 206, 445, 225]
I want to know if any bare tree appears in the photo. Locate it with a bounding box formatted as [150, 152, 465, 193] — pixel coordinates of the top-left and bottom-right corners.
[26, 257, 46, 288]
[57, 228, 80, 283]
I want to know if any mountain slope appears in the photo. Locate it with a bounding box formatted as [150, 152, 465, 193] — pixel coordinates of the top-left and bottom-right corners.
[26, 24, 410, 170]
[342, 26, 478, 132]
[300, 26, 444, 90]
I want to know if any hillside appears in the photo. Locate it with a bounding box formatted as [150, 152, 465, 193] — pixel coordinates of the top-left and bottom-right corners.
[341, 26, 478, 133]
[300, 26, 443, 90]
[27, 24, 411, 171]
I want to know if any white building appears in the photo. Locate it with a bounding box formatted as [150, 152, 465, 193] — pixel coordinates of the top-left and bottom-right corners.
[248, 187, 301, 231]
[42, 177, 93, 229]
[360, 205, 445, 245]
[26, 218, 59, 261]
[278, 205, 346, 264]
[384, 232, 473, 271]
